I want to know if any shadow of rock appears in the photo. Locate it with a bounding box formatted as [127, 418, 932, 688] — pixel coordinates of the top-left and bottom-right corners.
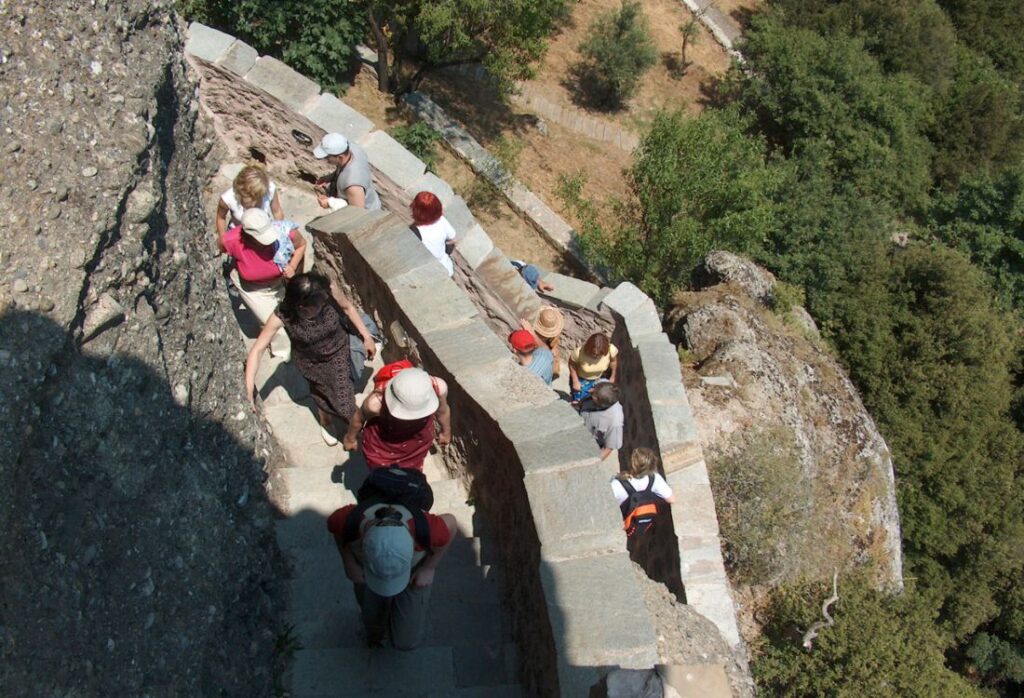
[0, 309, 287, 696]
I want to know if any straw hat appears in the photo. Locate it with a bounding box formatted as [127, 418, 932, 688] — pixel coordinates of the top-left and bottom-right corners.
[534, 306, 564, 338]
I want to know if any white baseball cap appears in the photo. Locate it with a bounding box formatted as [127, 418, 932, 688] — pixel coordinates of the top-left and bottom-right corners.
[362, 516, 415, 597]
[240, 208, 277, 246]
[313, 132, 350, 159]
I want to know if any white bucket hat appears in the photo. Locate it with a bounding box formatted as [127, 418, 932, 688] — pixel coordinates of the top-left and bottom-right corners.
[384, 368, 439, 420]
[240, 208, 277, 246]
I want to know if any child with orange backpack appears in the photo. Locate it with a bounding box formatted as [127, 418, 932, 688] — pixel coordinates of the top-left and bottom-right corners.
[611, 448, 675, 538]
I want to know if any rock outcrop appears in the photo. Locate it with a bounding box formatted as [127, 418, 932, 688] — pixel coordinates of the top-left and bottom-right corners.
[668, 253, 902, 635]
[0, 2, 285, 694]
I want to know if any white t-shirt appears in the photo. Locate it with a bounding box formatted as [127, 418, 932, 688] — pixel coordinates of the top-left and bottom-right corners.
[221, 181, 278, 226]
[610, 473, 673, 506]
[414, 216, 457, 277]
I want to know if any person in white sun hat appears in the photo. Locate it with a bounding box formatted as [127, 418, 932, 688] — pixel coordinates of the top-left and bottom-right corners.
[313, 132, 382, 211]
[342, 367, 452, 471]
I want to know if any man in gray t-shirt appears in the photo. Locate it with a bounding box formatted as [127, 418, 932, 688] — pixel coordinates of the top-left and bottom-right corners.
[580, 381, 624, 461]
[313, 132, 382, 211]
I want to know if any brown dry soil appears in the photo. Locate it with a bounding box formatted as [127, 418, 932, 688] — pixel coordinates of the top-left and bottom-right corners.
[347, 0, 741, 277]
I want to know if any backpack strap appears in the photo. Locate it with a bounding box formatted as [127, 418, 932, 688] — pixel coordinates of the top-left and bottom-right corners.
[643, 476, 655, 493]
[618, 478, 636, 518]
[342, 501, 372, 545]
[408, 508, 433, 554]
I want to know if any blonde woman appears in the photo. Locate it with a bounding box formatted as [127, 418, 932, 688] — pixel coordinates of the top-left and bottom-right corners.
[215, 165, 285, 236]
[611, 448, 674, 538]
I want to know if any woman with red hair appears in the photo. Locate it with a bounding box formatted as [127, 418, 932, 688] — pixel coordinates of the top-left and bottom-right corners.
[410, 191, 457, 276]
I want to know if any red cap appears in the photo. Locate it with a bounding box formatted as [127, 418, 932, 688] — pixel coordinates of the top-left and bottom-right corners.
[509, 329, 537, 352]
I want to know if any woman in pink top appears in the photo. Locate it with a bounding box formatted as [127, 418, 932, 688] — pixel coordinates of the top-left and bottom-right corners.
[220, 208, 307, 361]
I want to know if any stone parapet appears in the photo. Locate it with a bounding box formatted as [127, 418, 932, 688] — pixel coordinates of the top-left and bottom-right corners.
[310, 209, 659, 696]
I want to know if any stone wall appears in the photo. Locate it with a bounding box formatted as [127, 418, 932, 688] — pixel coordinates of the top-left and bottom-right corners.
[309, 209, 659, 695]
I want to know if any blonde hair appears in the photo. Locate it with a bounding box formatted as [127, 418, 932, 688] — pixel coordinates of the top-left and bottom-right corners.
[233, 166, 270, 209]
[620, 447, 659, 480]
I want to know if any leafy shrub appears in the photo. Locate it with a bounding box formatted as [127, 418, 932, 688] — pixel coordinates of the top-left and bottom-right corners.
[573, 0, 657, 109]
[710, 428, 822, 585]
[390, 122, 442, 173]
[180, 0, 364, 89]
[771, 280, 805, 316]
[559, 108, 780, 304]
[755, 574, 982, 697]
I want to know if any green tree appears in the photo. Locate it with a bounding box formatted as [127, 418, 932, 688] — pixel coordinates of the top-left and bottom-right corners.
[364, 0, 570, 93]
[938, 0, 1024, 80]
[573, 0, 658, 109]
[755, 575, 982, 697]
[731, 16, 934, 214]
[182, 0, 365, 89]
[560, 108, 780, 304]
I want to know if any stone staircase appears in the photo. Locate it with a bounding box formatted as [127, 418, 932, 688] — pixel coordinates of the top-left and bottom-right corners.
[234, 249, 526, 695]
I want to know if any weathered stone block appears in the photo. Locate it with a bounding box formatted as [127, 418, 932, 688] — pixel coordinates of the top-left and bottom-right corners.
[421, 321, 513, 375]
[513, 426, 602, 475]
[441, 196, 477, 235]
[475, 249, 543, 320]
[586, 287, 614, 312]
[185, 22, 234, 63]
[359, 130, 427, 188]
[348, 219, 436, 284]
[391, 276, 480, 335]
[651, 402, 700, 450]
[525, 462, 623, 560]
[455, 224, 494, 270]
[498, 401, 585, 445]
[280, 466, 357, 516]
[308, 206, 389, 239]
[622, 302, 663, 340]
[542, 272, 602, 309]
[244, 56, 320, 112]
[661, 443, 705, 474]
[666, 459, 710, 486]
[638, 336, 684, 387]
[303, 93, 374, 141]
[405, 172, 455, 206]
[602, 281, 654, 320]
[668, 483, 721, 538]
[217, 39, 258, 76]
[458, 359, 558, 421]
[680, 582, 741, 647]
[541, 553, 659, 668]
[659, 664, 732, 698]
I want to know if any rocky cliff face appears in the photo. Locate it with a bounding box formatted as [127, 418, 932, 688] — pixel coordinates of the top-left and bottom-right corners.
[0, 2, 284, 694]
[668, 253, 902, 634]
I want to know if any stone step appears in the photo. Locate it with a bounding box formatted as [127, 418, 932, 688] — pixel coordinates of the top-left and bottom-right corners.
[279, 466, 358, 516]
[292, 646, 456, 697]
[264, 398, 350, 469]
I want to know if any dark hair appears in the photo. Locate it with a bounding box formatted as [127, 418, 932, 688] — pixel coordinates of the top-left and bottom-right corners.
[582, 333, 610, 360]
[590, 381, 620, 408]
[278, 273, 330, 322]
[411, 191, 443, 225]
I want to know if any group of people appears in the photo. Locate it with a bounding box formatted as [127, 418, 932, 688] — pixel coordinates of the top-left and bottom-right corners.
[218, 131, 673, 652]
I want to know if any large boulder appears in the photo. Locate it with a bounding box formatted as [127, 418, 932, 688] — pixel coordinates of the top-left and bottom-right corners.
[668, 254, 903, 639]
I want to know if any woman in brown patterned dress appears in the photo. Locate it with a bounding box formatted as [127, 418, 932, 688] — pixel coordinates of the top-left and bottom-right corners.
[245, 274, 376, 445]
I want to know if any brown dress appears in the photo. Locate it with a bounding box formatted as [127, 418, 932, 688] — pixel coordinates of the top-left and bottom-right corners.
[277, 302, 355, 420]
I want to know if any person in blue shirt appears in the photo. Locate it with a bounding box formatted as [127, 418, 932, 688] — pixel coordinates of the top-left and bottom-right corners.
[509, 329, 554, 385]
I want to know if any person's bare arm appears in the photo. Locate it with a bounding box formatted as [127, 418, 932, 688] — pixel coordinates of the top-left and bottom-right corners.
[244, 314, 285, 407]
[330, 281, 377, 359]
[344, 185, 367, 209]
[337, 539, 365, 584]
[568, 360, 581, 391]
[608, 355, 619, 383]
[216, 199, 230, 238]
[411, 514, 457, 588]
[434, 380, 452, 445]
[270, 191, 285, 220]
[599, 447, 614, 461]
[282, 230, 305, 280]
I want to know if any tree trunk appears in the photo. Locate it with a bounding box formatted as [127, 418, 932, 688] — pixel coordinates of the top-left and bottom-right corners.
[368, 8, 390, 93]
